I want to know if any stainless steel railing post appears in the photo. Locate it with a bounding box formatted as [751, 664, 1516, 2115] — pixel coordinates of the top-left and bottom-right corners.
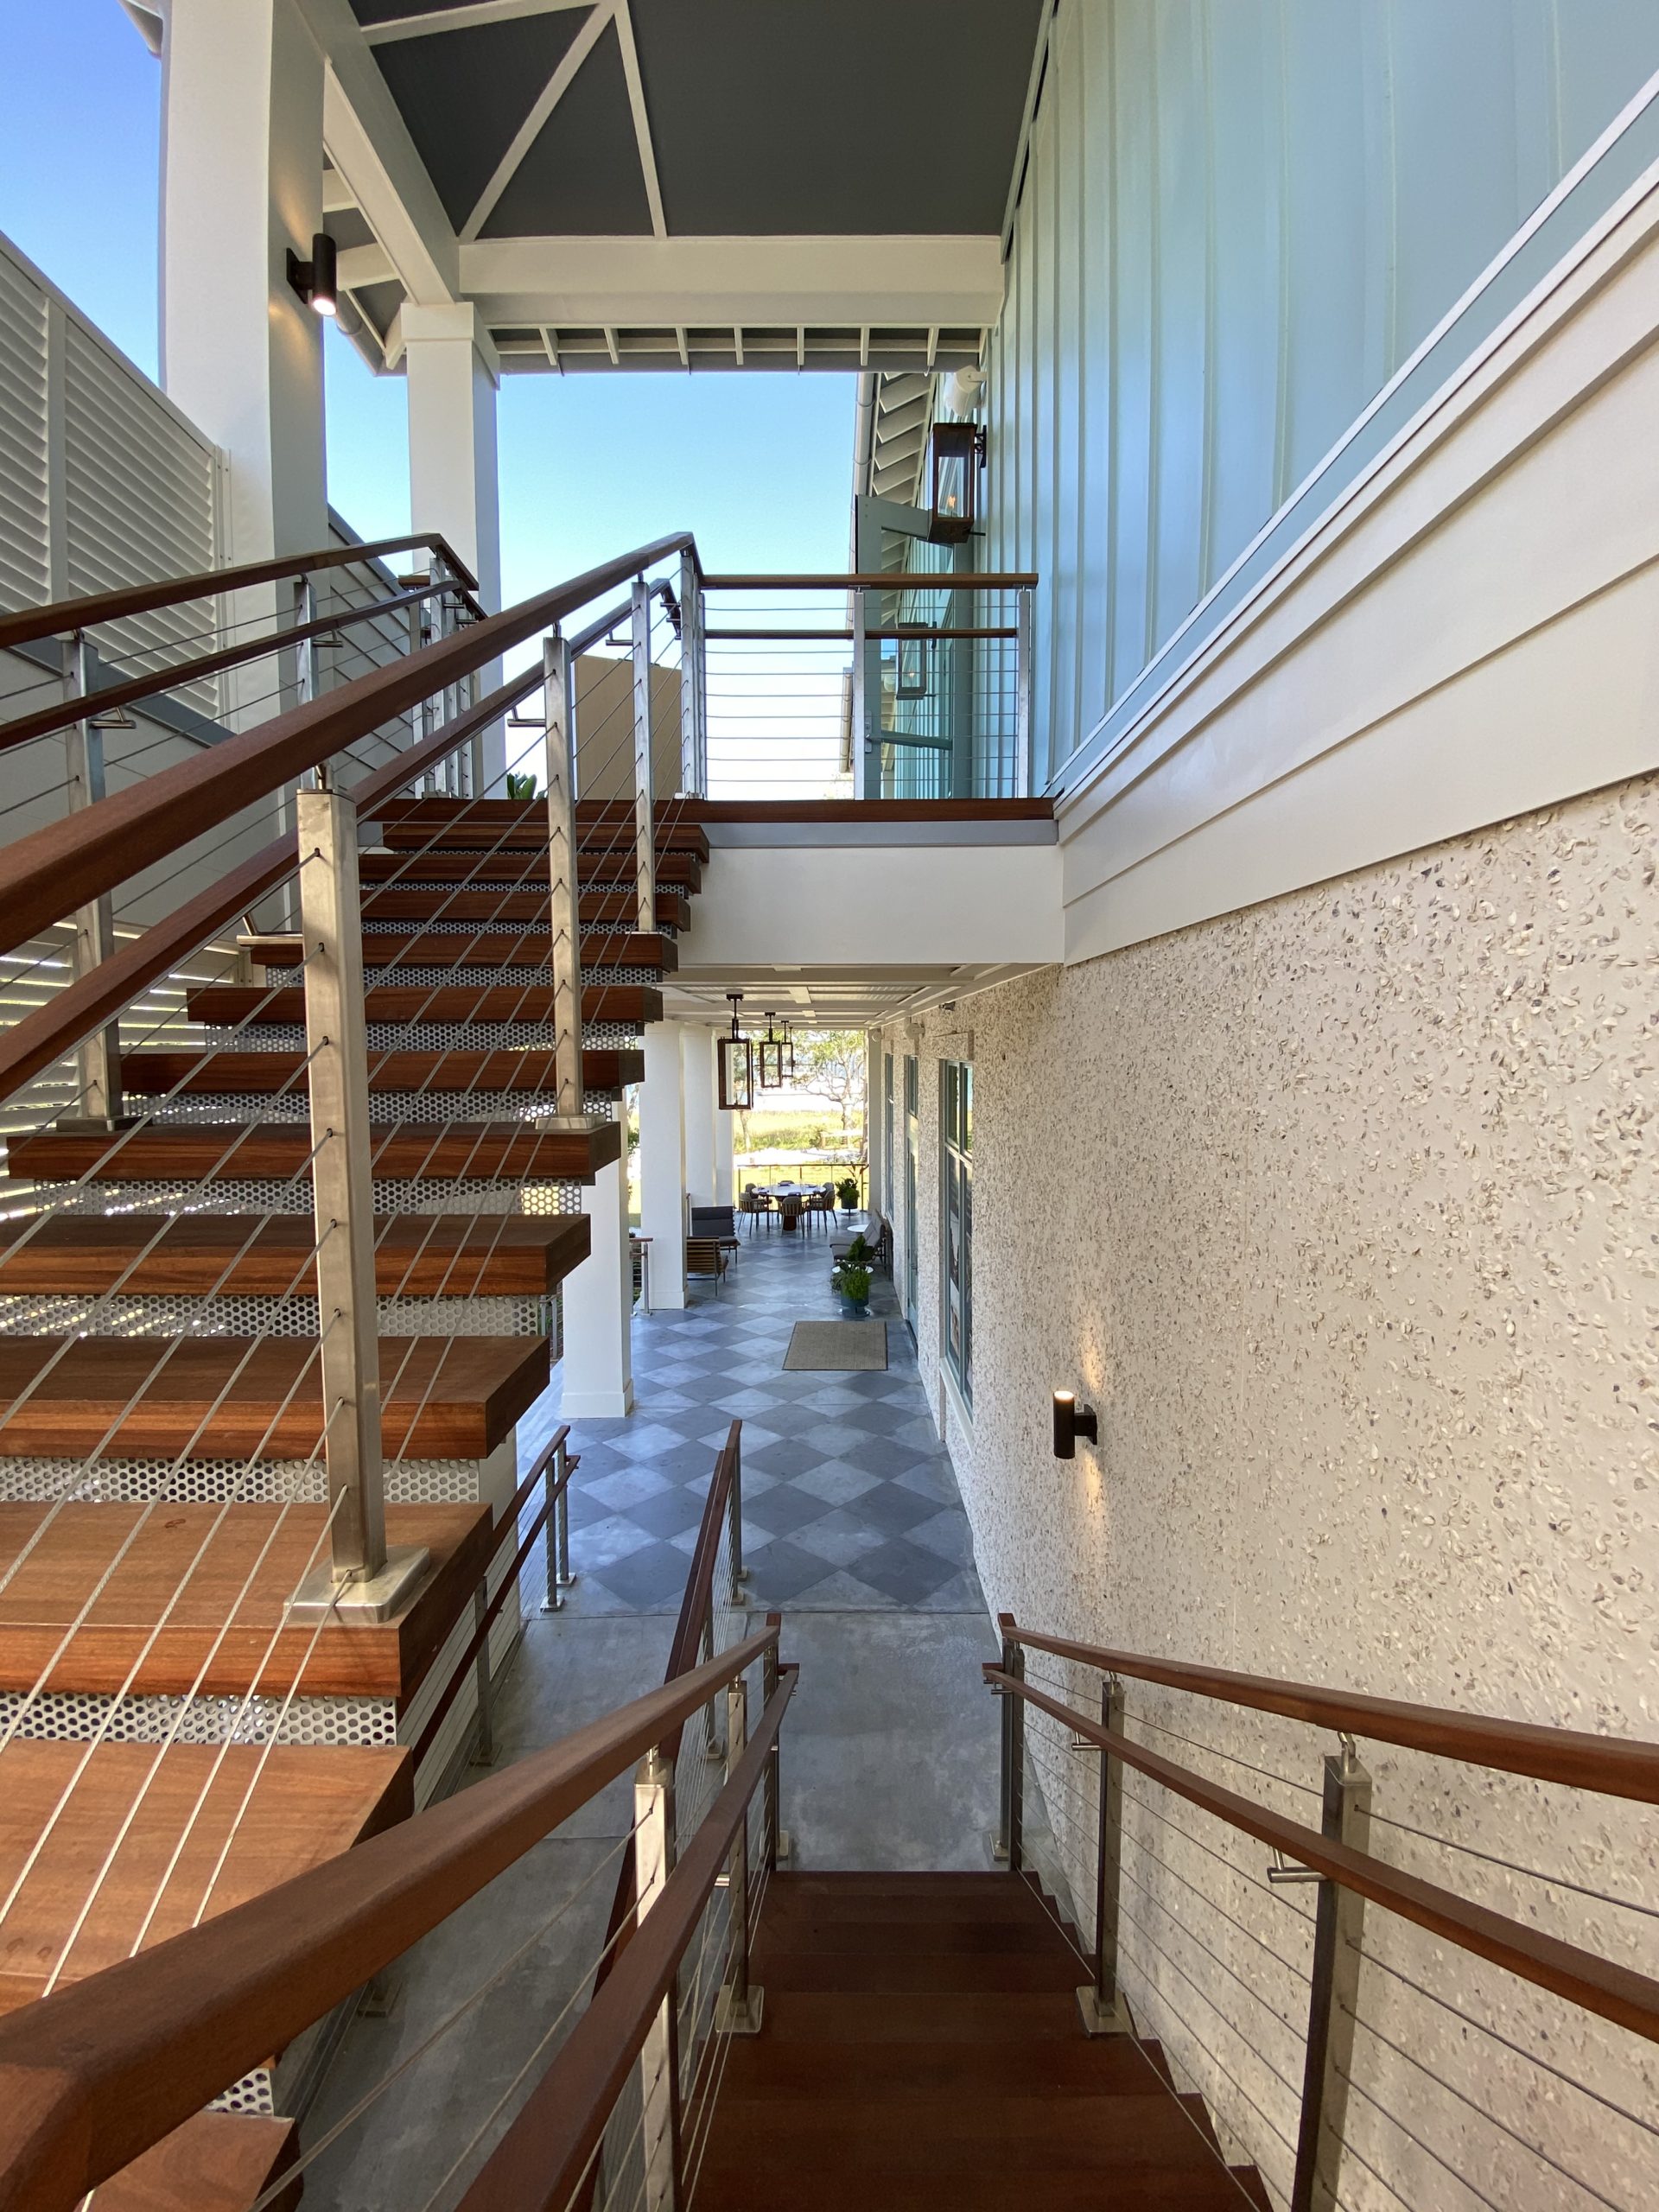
[59, 631, 121, 1126]
[991, 1612, 1025, 1870]
[714, 1674, 764, 2035]
[289, 786, 426, 1615]
[632, 1746, 682, 2212]
[632, 574, 656, 934]
[1290, 1744, 1371, 2212]
[541, 629, 586, 1122]
[1077, 1675, 1131, 2035]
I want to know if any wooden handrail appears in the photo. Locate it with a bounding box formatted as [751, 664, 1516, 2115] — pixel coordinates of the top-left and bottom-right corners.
[702, 571, 1037, 590]
[1004, 1624, 1659, 1804]
[987, 1668, 1659, 2050]
[0, 581, 446, 758]
[458, 1664, 799, 2212]
[0, 531, 695, 962]
[0, 531, 479, 656]
[0, 658, 544, 1106]
[0, 1624, 779, 2212]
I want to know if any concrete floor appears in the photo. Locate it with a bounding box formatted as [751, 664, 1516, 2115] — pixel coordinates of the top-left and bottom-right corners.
[302, 1223, 998, 2209]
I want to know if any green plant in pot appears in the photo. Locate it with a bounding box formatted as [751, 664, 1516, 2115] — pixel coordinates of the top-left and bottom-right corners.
[836, 1174, 860, 1217]
[831, 1261, 873, 1316]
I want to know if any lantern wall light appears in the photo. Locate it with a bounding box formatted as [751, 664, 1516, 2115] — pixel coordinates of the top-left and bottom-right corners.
[757, 1012, 786, 1091]
[930, 419, 986, 544]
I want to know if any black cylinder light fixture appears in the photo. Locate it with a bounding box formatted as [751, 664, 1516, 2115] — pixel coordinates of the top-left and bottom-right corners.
[1052, 1390, 1098, 1459]
[287, 231, 339, 317]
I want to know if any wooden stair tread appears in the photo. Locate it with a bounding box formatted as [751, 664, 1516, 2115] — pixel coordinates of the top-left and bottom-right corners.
[98, 2113, 300, 2212]
[185, 983, 660, 1027]
[359, 848, 702, 887]
[359, 887, 690, 931]
[376, 798, 709, 860]
[693, 2092, 1224, 2173]
[0, 1211, 590, 1298]
[0, 1740, 411, 2009]
[0, 1333, 549, 1458]
[699, 1872, 1272, 2212]
[249, 931, 675, 973]
[7, 1118, 623, 1185]
[0, 1499, 493, 1703]
[119, 1046, 643, 1099]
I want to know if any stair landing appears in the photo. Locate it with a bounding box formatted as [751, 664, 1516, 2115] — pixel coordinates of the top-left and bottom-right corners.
[696, 1872, 1271, 2211]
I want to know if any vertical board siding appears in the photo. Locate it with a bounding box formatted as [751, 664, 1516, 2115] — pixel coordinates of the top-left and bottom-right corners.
[985, 0, 1659, 787]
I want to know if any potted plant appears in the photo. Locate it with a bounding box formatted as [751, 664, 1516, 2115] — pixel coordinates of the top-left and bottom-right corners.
[831, 1260, 873, 1317]
[836, 1173, 861, 1219]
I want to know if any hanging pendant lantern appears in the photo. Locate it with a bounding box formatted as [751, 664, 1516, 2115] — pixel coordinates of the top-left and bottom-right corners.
[718, 993, 753, 1111]
[758, 1011, 786, 1091]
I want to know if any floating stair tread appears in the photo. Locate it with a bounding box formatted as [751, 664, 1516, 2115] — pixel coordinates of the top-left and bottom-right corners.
[753, 1988, 1087, 2044]
[0, 1212, 591, 1299]
[750, 1947, 1079, 1994]
[693, 2165, 1266, 2211]
[0, 1333, 549, 1458]
[694, 2093, 1225, 2176]
[0, 1740, 411, 2011]
[119, 1046, 644, 1100]
[0, 1499, 493, 1704]
[185, 983, 660, 1027]
[249, 931, 676, 974]
[7, 1118, 623, 1185]
[96, 2113, 300, 2212]
[359, 887, 691, 931]
[717, 2036, 1165, 2101]
[376, 798, 709, 860]
[359, 849, 702, 888]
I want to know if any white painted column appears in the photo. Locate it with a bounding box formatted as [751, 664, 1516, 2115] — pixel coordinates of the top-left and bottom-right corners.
[561, 1159, 634, 1421]
[403, 303, 505, 788]
[639, 1020, 688, 1311]
[681, 1025, 718, 1209]
[714, 1090, 736, 1208]
[160, 0, 327, 724]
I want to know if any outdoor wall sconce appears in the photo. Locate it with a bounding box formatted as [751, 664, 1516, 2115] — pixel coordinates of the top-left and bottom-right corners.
[929, 418, 986, 543]
[287, 232, 338, 316]
[757, 1012, 786, 1090]
[1052, 1390, 1098, 1459]
[717, 994, 753, 1111]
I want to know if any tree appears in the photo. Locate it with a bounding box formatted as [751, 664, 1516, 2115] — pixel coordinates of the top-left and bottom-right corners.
[796, 1030, 867, 1148]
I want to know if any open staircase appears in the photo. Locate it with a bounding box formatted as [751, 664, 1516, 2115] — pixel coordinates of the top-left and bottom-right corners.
[0, 671, 707, 2199]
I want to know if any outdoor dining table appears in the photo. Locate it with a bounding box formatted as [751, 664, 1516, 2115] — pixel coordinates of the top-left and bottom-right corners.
[766, 1180, 823, 1233]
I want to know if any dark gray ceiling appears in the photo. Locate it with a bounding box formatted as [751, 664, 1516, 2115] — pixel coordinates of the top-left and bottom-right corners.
[350, 0, 1046, 239]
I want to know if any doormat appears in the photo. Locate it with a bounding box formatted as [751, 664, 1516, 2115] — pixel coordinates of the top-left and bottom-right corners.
[784, 1320, 889, 1372]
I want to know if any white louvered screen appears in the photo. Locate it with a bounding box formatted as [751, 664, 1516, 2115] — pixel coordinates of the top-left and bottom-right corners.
[0, 232, 221, 715]
[0, 250, 51, 615]
[61, 317, 220, 716]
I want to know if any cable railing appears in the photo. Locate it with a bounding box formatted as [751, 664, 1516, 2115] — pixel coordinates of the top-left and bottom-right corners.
[987, 1617, 1659, 2212]
[700, 569, 1036, 801]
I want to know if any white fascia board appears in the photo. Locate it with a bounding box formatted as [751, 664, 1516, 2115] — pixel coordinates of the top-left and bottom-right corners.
[458, 234, 1006, 327]
[299, 0, 461, 304]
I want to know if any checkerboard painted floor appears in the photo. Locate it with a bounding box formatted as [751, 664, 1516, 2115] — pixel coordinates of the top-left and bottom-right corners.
[530, 1218, 983, 1614]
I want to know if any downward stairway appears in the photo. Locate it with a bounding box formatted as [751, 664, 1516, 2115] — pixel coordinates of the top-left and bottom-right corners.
[697, 1872, 1271, 2212]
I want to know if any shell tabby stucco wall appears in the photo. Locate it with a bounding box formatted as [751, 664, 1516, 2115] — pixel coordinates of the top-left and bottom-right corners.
[878, 771, 1657, 2205]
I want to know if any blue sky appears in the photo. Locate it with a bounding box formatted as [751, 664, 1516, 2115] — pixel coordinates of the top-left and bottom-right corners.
[0, 0, 857, 586]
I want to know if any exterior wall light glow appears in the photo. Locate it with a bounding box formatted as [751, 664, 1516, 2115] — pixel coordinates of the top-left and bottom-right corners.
[1052, 1390, 1097, 1459]
[287, 232, 339, 316]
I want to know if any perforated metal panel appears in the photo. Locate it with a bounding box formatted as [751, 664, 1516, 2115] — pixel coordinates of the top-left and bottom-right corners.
[47, 1178, 582, 1216]
[0, 1688, 398, 1746]
[0, 1452, 494, 1504]
[0, 1292, 546, 1338]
